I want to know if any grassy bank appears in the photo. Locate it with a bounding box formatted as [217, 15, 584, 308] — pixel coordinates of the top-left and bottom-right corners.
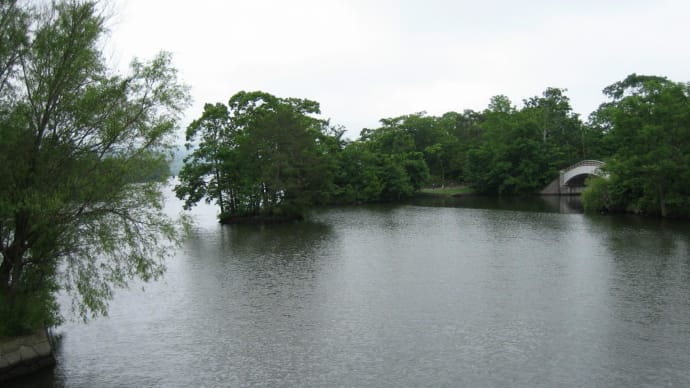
[419, 186, 475, 196]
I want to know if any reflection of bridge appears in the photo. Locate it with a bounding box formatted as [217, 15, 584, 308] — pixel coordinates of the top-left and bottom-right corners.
[541, 160, 606, 195]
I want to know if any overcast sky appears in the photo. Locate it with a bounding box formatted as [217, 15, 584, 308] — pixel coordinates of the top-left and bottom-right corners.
[106, 0, 690, 140]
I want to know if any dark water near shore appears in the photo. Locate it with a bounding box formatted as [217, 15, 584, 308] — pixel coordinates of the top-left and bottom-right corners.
[9, 190, 690, 387]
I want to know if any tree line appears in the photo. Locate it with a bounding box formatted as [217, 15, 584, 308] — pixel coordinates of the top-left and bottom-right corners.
[178, 75, 690, 220]
[175, 87, 601, 220]
[177, 76, 690, 220]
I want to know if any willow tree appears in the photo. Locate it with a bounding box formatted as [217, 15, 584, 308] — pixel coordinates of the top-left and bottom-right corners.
[0, 1, 190, 335]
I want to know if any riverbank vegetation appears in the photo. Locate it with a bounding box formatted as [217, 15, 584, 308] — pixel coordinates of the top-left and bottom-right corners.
[582, 75, 690, 218]
[0, 1, 189, 336]
[420, 186, 475, 196]
[176, 87, 603, 220]
[177, 75, 690, 221]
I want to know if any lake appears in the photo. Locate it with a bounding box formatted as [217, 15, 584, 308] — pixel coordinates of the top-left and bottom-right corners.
[8, 189, 690, 387]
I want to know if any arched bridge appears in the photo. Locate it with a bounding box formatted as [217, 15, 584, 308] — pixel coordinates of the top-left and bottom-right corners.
[541, 160, 606, 195]
[562, 160, 606, 186]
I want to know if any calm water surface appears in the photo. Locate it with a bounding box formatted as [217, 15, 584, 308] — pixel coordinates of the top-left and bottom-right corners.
[10, 190, 690, 387]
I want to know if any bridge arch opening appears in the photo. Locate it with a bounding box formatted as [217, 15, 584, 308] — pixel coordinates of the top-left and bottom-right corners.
[564, 173, 590, 187]
[541, 160, 606, 195]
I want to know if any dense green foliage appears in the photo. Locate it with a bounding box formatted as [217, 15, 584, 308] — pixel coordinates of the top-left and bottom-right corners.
[181, 75, 690, 219]
[177, 85, 598, 218]
[176, 92, 438, 215]
[175, 91, 341, 221]
[465, 90, 594, 195]
[0, 1, 189, 336]
[583, 75, 690, 217]
[348, 89, 597, 198]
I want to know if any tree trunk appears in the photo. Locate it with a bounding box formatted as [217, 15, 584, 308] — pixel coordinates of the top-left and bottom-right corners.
[0, 258, 11, 293]
[440, 161, 445, 188]
[0, 246, 24, 303]
[214, 167, 225, 215]
[658, 182, 667, 217]
[10, 260, 23, 297]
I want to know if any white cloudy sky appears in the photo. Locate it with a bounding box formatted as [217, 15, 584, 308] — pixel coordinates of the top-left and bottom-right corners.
[106, 0, 690, 140]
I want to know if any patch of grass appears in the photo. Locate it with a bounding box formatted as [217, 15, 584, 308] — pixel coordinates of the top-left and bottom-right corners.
[420, 186, 475, 196]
